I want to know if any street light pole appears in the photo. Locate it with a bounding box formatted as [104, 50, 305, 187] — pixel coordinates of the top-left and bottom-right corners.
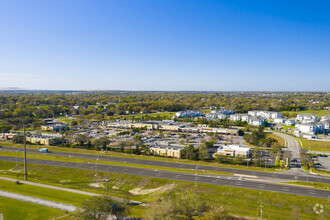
[23, 126, 27, 180]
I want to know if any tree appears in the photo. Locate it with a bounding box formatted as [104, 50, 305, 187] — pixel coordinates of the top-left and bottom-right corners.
[0, 125, 12, 133]
[93, 137, 111, 151]
[76, 196, 113, 220]
[76, 196, 129, 220]
[202, 206, 233, 220]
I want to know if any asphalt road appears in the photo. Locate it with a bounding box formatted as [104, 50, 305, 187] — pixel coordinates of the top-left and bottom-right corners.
[1, 146, 330, 184]
[0, 155, 329, 199]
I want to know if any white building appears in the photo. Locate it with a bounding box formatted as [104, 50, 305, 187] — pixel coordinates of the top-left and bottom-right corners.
[206, 113, 227, 120]
[210, 107, 234, 115]
[321, 115, 330, 121]
[274, 118, 285, 124]
[296, 113, 319, 123]
[248, 110, 282, 119]
[175, 110, 203, 118]
[230, 114, 251, 122]
[217, 145, 251, 158]
[249, 116, 266, 126]
[285, 119, 296, 126]
[296, 122, 325, 135]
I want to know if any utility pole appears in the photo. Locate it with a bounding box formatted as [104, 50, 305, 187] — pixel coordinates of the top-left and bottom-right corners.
[23, 126, 27, 180]
[260, 200, 263, 220]
[105, 178, 109, 197]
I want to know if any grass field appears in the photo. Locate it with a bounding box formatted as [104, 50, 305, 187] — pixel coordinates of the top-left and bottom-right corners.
[0, 196, 68, 220]
[0, 179, 90, 206]
[282, 181, 330, 191]
[267, 133, 286, 146]
[0, 141, 284, 172]
[299, 138, 330, 153]
[0, 161, 328, 219]
[280, 110, 330, 118]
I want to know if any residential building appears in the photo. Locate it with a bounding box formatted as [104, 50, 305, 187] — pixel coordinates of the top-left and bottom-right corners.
[210, 107, 234, 115]
[206, 113, 227, 120]
[249, 116, 266, 126]
[285, 119, 296, 126]
[230, 114, 251, 122]
[41, 124, 67, 132]
[175, 110, 203, 118]
[274, 118, 285, 124]
[248, 110, 282, 119]
[296, 113, 319, 123]
[321, 115, 330, 121]
[296, 123, 325, 135]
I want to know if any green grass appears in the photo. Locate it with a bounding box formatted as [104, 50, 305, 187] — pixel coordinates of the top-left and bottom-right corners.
[282, 181, 330, 191]
[267, 133, 286, 146]
[282, 125, 296, 131]
[0, 161, 329, 219]
[0, 141, 284, 172]
[280, 110, 330, 118]
[0, 151, 233, 176]
[0, 179, 90, 206]
[299, 138, 330, 153]
[0, 196, 69, 220]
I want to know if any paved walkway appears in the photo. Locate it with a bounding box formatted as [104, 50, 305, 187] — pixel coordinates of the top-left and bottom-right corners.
[0, 190, 76, 212]
[0, 176, 147, 206]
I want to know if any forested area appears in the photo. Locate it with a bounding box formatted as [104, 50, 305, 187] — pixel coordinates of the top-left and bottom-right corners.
[0, 91, 329, 129]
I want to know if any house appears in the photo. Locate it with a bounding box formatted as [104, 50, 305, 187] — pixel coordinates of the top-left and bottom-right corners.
[296, 113, 319, 123]
[249, 116, 266, 126]
[216, 144, 251, 158]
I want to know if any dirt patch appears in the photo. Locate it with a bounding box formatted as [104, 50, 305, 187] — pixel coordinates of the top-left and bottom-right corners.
[129, 184, 175, 195]
[89, 182, 104, 188]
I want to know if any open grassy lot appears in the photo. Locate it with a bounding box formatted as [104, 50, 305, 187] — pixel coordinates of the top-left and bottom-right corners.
[0, 196, 68, 220]
[0, 141, 284, 172]
[282, 181, 330, 191]
[0, 151, 233, 176]
[0, 179, 90, 206]
[267, 133, 286, 146]
[299, 138, 330, 153]
[0, 161, 328, 219]
[280, 110, 330, 118]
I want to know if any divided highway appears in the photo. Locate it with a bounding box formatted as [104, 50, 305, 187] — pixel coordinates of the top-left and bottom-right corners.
[1, 146, 329, 184]
[0, 155, 329, 199]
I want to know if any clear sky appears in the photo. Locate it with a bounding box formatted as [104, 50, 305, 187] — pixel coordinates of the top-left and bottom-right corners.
[0, 0, 329, 91]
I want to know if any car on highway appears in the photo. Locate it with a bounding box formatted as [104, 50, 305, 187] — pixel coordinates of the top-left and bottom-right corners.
[39, 148, 49, 153]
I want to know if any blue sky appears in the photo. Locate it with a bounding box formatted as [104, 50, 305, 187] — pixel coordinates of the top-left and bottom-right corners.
[0, 0, 329, 91]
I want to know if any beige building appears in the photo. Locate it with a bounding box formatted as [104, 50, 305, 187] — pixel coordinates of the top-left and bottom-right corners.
[26, 133, 62, 146]
[150, 143, 184, 158]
